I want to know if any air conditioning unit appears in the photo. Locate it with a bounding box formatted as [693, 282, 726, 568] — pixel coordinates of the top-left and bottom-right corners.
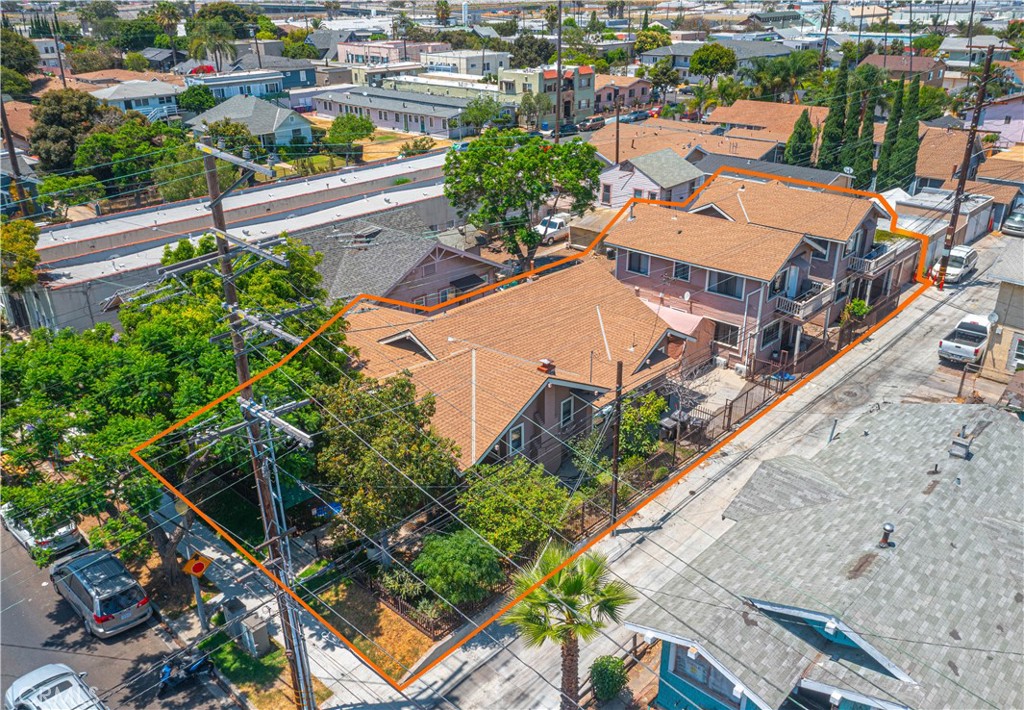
[734, 364, 748, 377]
[714, 356, 728, 369]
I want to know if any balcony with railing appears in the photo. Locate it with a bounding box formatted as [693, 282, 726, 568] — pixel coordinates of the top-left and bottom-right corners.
[848, 238, 918, 277]
[774, 277, 836, 320]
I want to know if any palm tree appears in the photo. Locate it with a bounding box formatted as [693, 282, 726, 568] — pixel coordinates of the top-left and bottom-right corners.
[502, 545, 637, 710]
[309, 17, 323, 30]
[150, 1, 181, 40]
[189, 18, 236, 71]
[778, 49, 819, 103]
[713, 75, 749, 107]
[688, 83, 718, 122]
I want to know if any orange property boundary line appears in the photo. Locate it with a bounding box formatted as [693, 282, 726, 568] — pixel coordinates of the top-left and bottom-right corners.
[130, 167, 935, 690]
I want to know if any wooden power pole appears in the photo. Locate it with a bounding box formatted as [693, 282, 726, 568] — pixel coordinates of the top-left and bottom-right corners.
[610, 360, 623, 532]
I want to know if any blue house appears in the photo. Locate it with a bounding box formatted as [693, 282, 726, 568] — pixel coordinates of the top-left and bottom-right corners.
[625, 403, 1023, 710]
[231, 55, 317, 90]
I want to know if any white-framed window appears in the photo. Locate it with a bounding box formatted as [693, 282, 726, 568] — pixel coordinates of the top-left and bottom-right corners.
[761, 320, 782, 348]
[413, 295, 427, 306]
[672, 262, 690, 281]
[648, 191, 658, 200]
[560, 397, 574, 428]
[769, 269, 786, 298]
[508, 424, 525, 453]
[709, 271, 742, 299]
[438, 287, 455, 302]
[422, 262, 437, 277]
[808, 237, 830, 261]
[712, 321, 740, 347]
[601, 183, 611, 204]
[670, 646, 741, 709]
[626, 251, 650, 275]
[1010, 334, 1024, 371]
[844, 229, 862, 257]
[633, 188, 643, 199]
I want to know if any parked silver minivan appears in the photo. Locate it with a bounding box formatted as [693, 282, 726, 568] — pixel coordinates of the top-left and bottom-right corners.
[1002, 210, 1024, 238]
[3, 664, 108, 710]
[49, 550, 152, 638]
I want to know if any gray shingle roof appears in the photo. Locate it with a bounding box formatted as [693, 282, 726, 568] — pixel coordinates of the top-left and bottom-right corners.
[187, 95, 306, 135]
[690, 153, 847, 185]
[644, 39, 793, 61]
[989, 237, 1024, 286]
[627, 403, 1024, 710]
[232, 54, 315, 72]
[315, 87, 471, 119]
[626, 148, 703, 188]
[90, 80, 182, 101]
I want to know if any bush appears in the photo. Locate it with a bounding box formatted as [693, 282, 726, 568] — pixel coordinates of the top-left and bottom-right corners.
[394, 177, 412, 185]
[415, 596, 445, 621]
[653, 466, 670, 483]
[379, 567, 424, 601]
[590, 655, 628, 702]
[412, 529, 504, 606]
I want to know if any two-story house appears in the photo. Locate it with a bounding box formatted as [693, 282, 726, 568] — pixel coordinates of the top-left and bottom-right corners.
[496, 65, 596, 127]
[89, 80, 183, 122]
[604, 180, 911, 374]
[599, 148, 703, 208]
[594, 75, 652, 111]
[966, 92, 1024, 149]
[231, 54, 318, 90]
[184, 70, 286, 100]
[421, 49, 510, 76]
[914, 126, 984, 190]
[588, 118, 778, 166]
[336, 40, 451, 65]
[640, 40, 792, 84]
[707, 100, 830, 146]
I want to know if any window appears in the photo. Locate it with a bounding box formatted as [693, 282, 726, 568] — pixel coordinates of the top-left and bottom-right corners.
[508, 424, 525, 453]
[769, 269, 786, 298]
[560, 397, 574, 428]
[808, 237, 829, 261]
[761, 320, 782, 348]
[648, 191, 658, 200]
[672, 262, 690, 281]
[633, 188, 643, 199]
[844, 229, 862, 257]
[628, 88, 635, 98]
[709, 271, 742, 299]
[413, 295, 427, 306]
[422, 262, 437, 277]
[713, 321, 740, 347]
[292, 128, 303, 138]
[1006, 115, 1013, 125]
[601, 183, 611, 205]
[1011, 335, 1024, 371]
[672, 648, 740, 709]
[627, 251, 650, 275]
[438, 287, 455, 302]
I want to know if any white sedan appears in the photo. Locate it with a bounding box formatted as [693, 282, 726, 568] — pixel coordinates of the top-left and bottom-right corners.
[0, 505, 82, 557]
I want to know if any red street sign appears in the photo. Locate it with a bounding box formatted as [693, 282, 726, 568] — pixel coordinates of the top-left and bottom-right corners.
[183, 553, 212, 578]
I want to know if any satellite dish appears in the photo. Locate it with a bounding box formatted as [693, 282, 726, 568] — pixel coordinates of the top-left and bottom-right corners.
[683, 291, 691, 302]
[842, 166, 854, 175]
[987, 311, 1000, 325]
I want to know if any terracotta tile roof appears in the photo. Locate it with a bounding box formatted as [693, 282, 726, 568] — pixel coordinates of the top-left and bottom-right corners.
[996, 60, 1024, 83]
[858, 54, 945, 74]
[976, 147, 1024, 184]
[594, 74, 650, 91]
[605, 202, 805, 281]
[343, 260, 692, 466]
[71, 69, 185, 85]
[940, 179, 1020, 206]
[2, 101, 35, 140]
[689, 178, 878, 241]
[916, 126, 977, 181]
[708, 100, 829, 141]
[588, 120, 775, 163]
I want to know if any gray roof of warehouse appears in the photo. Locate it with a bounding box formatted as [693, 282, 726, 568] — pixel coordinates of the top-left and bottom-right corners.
[626, 403, 1024, 710]
[626, 148, 703, 188]
[232, 54, 315, 72]
[643, 39, 793, 60]
[315, 87, 471, 118]
[187, 95, 303, 135]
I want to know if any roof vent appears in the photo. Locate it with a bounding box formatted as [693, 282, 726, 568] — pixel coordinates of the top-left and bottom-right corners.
[878, 522, 895, 549]
[537, 359, 555, 374]
[948, 425, 973, 459]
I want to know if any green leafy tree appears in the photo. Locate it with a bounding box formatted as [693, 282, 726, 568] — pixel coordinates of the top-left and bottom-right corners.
[837, 88, 864, 174]
[459, 459, 569, 557]
[67, 47, 117, 73]
[816, 62, 848, 171]
[435, 0, 450, 24]
[641, 9, 649, 28]
[502, 544, 637, 710]
[185, 1, 256, 38]
[891, 75, 921, 189]
[37, 175, 104, 220]
[619, 391, 667, 458]
[784, 108, 814, 167]
[412, 529, 504, 606]
[912, 33, 943, 55]
[633, 29, 671, 55]
[0, 220, 40, 291]
[203, 118, 263, 157]
[544, 4, 559, 33]
[282, 38, 319, 59]
[689, 42, 737, 85]
[444, 129, 601, 270]
[713, 75, 749, 106]
[511, 35, 555, 68]
[75, 116, 184, 197]
[29, 89, 103, 172]
[123, 51, 149, 71]
[153, 142, 236, 202]
[460, 94, 502, 132]
[916, 84, 950, 122]
[112, 17, 162, 51]
[188, 17, 237, 71]
[0, 27, 40, 75]
[400, 135, 436, 157]
[77, 0, 119, 27]
[590, 656, 628, 702]
[686, 82, 718, 121]
[0, 67, 31, 97]
[326, 113, 374, 162]
[874, 79, 903, 191]
[177, 84, 216, 113]
[648, 57, 681, 99]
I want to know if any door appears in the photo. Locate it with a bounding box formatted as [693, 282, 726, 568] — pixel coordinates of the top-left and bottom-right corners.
[786, 266, 800, 299]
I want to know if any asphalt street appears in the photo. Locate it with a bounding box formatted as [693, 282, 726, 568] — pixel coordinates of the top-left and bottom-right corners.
[0, 527, 215, 710]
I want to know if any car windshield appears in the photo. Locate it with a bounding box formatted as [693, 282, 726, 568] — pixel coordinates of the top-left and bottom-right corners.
[948, 256, 966, 268]
[1007, 213, 1024, 224]
[99, 585, 145, 615]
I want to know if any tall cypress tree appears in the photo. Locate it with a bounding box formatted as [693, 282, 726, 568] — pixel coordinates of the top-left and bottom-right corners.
[785, 109, 815, 167]
[837, 87, 863, 173]
[892, 75, 921, 190]
[875, 79, 904, 191]
[853, 87, 879, 189]
[816, 63, 849, 171]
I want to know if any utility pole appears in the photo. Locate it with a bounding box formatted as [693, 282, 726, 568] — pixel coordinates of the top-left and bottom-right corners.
[199, 138, 317, 710]
[554, 0, 563, 143]
[818, 0, 832, 71]
[248, 24, 263, 69]
[1, 100, 32, 218]
[609, 360, 623, 533]
[52, 10, 67, 88]
[614, 96, 622, 164]
[937, 45, 993, 291]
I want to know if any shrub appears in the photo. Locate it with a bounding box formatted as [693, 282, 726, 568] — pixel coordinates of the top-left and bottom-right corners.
[394, 177, 412, 185]
[590, 655, 628, 702]
[379, 567, 424, 601]
[653, 466, 670, 483]
[415, 596, 445, 621]
[412, 529, 504, 606]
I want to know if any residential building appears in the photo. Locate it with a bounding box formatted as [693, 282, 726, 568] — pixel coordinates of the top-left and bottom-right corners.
[939, 179, 1021, 229]
[639, 40, 793, 83]
[89, 80, 183, 122]
[688, 154, 853, 189]
[981, 238, 1024, 383]
[938, 35, 1015, 69]
[604, 179, 914, 372]
[885, 187, 995, 246]
[184, 70, 286, 100]
[294, 207, 500, 308]
[421, 49, 510, 76]
[975, 145, 1024, 204]
[743, 10, 803, 27]
[341, 258, 712, 474]
[383, 73, 509, 104]
[231, 55, 317, 89]
[587, 118, 778, 165]
[914, 126, 984, 190]
[72, 69, 185, 87]
[305, 27, 375, 61]
[314, 65, 355, 86]
[833, 3, 890, 25]
[187, 95, 313, 148]
[496, 65, 596, 127]
[231, 39, 284, 61]
[30, 37, 63, 69]
[314, 87, 473, 139]
[966, 92, 1024, 149]
[626, 402, 1023, 710]
[140, 47, 185, 72]
[593, 75, 652, 111]
[336, 40, 451, 65]
[857, 54, 946, 87]
[0, 100, 35, 151]
[598, 148, 703, 208]
[1, 149, 40, 218]
[350, 61, 425, 87]
[707, 100, 830, 145]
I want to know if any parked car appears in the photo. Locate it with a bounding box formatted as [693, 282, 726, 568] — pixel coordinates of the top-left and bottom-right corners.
[938, 314, 991, 364]
[930, 244, 978, 283]
[1, 504, 82, 557]
[49, 549, 152, 638]
[533, 213, 571, 245]
[3, 664, 108, 710]
[1002, 209, 1024, 237]
[648, 106, 662, 117]
[625, 109, 650, 123]
[576, 115, 606, 132]
[449, 142, 471, 152]
[553, 123, 579, 137]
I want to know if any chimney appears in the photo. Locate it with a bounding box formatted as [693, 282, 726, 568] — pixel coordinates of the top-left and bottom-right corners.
[948, 425, 973, 459]
[537, 358, 555, 374]
[878, 522, 894, 548]
[628, 203, 635, 221]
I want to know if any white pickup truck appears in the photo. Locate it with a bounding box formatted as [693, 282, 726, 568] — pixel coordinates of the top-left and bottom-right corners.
[532, 213, 570, 245]
[938, 315, 991, 364]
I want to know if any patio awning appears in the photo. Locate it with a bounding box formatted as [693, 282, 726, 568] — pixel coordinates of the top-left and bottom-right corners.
[642, 301, 704, 335]
[450, 273, 487, 291]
